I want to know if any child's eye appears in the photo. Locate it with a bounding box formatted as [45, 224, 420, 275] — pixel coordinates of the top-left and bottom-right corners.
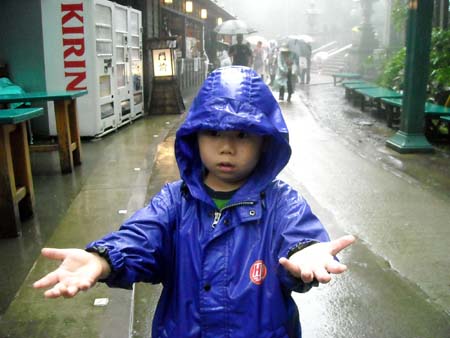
[237, 132, 249, 139]
[205, 130, 219, 137]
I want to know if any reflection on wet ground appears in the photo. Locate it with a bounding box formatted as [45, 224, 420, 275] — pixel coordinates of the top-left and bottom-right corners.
[0, 115, 183, 317]
[280, 79, 450, 335]
[296, 240, 450, 338]
[297, 81, 450, 200]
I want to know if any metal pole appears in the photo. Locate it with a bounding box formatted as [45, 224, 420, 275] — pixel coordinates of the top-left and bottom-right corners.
[386, 0, 434, 153]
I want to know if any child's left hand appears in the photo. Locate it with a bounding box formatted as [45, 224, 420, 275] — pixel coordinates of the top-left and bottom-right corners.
[279, 235, 355, 284]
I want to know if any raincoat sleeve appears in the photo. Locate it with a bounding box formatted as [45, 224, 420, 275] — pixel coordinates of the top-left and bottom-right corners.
[273, 181, 330, 293]
[86, 183, 178, 289]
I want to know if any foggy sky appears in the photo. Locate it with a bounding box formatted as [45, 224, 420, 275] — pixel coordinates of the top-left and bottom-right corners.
[218, 0, 387, 44]
[219, 0, 309, 39]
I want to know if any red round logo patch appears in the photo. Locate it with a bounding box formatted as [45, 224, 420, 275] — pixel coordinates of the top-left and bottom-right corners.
[249, 260, 267, 285]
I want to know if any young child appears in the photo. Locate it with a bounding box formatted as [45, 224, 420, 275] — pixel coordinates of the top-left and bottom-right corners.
[34, 66, 354, 338]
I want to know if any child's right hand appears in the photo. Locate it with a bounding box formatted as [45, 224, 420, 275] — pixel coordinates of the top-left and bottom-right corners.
[33, 248, 111, 299]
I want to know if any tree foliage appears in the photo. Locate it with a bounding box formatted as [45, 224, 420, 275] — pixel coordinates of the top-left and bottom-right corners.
[377, 29, 450, 102]
[391, 0, 408, 33]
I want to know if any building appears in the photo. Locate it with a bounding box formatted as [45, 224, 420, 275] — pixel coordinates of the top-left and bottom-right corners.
[0, 0, 235, 136]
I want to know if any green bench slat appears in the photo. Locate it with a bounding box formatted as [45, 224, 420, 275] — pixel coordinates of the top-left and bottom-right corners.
[425, 103, 450, 116]
[380, 97, 402, 107]
[341, 80, 368, 85]
[343, 82, 379, 90]
[0, 108, 44, 124]
[332, 72, 361, 77]
[381, 98, 450, 116]
[354, 87, 402, 99]
[332, 73, 361, 85]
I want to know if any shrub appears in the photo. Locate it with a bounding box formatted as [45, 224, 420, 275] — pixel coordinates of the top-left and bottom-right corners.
[377, 29, 450, 102]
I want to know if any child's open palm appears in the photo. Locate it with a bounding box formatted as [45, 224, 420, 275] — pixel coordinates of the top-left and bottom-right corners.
[279, 235, 355, 284]
[33, 248, 109, 299]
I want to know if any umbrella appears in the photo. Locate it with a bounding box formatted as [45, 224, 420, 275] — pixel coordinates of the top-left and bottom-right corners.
[290, 34, 314, 43]
[245, 35, 268, 46]
[267, 39, 278, 49]
[214, 19, 257, 35]
[279, 35, 313, 56]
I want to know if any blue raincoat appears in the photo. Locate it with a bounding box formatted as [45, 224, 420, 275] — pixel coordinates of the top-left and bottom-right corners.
[87, 66, 330, 338]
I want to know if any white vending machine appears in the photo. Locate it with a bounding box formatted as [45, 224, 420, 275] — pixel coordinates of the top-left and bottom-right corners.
[41, 0, 143, 137]
[128, 7, 144, 121]
[113, 4, 143, 127]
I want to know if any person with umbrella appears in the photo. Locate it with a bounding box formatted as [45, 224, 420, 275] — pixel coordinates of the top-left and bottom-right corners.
[228, 34, 253, 67]
[282, 35, 313, 85]
[275, 44, 297, 102]
[215, 19, 255, 67]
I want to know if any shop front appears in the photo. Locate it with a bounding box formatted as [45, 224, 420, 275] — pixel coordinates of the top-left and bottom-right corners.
[160, 0, 235, 90]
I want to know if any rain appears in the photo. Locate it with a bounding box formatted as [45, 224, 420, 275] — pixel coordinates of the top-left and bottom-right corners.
[0, 1, 449, 337]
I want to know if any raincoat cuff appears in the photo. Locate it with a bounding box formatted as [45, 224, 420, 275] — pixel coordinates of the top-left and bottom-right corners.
[85, 243, 128, 288]
[287, 240, 319, 258]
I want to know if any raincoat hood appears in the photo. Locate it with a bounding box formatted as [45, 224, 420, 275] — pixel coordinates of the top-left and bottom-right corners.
[175, 66, 291, 201]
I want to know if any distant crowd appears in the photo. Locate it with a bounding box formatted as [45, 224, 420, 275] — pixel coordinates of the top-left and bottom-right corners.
[217, 33, 312, 102]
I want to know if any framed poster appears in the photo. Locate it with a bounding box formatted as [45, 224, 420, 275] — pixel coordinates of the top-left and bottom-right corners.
[152, 48, 174, 77]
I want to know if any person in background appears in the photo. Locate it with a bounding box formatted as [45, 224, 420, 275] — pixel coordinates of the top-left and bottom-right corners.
[298, 42, 312, 84]
[252, 40, 265, 80]
[268, 47, 278, 86]
[33, 66, 354, 338]
[228, 33, 253, 67]
[275, 45, 297, 102]
[219, 49, 232, 67]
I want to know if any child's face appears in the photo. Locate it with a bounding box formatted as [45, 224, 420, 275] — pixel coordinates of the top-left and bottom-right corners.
[198, 130, 264, 191]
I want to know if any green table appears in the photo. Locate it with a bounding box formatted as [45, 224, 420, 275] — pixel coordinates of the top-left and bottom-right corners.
[0, 108, 43, 237]
[331, 72, 361, 86]
[0, 90, 87, 174]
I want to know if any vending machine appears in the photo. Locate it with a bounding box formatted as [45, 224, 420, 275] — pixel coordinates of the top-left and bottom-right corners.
[128, 7, 144, 121]
[113, 4, 144, 126]
[41, 0, 143, 137]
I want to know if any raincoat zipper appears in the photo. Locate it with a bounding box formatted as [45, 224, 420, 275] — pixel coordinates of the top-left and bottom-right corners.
[211, 201, 255, 228]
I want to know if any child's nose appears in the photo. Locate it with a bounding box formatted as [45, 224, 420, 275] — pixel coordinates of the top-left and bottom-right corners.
[219, 136, 236, 154]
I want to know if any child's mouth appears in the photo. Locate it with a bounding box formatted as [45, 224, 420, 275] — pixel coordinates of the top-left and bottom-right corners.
[218, 162, 235, 172]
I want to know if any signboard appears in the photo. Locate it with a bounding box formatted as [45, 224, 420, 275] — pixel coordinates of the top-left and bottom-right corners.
[152, 48, 174, 77]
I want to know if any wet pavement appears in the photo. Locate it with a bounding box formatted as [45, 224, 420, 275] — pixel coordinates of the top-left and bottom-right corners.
[276, 77, 450, 336]
[0, 108, 188, 337]
[1, 75, 450, 337]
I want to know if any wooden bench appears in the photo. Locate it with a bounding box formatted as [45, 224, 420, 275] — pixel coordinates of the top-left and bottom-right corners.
[331, 72, 361, 86]
[0, 108, 43, 237]
[0, 90, 87, 174]
[342, 81, 378, 99]
[353, 87, 402, 112]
